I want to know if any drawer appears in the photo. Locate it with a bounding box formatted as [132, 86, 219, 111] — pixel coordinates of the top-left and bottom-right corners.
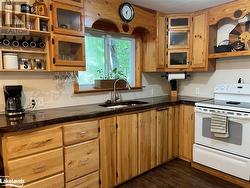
[66, 171, 99, 188]
[65, 139, 99, 182]
[24, 173, 64, 188]
[8, 148, 64, 184]
[64, 121, 98, 145]
[6, 127, 63, 159]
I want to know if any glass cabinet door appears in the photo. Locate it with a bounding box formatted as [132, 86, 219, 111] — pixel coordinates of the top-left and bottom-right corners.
[53, 35, 85, 67]
[168, 50, 190, 68]
[52, 2, 84, 36]
[168, 30, 189, 49]
[53, 0, 84, 7]
[169, 16, 190, 29]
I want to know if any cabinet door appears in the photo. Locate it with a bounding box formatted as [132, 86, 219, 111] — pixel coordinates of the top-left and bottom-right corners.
[64, 140, 99, 182]
[157, 13, 167, 69]
[168, 49, 190, 69]
[117, 114, 138, 184]
[192, 12, 208, 68]
[99, 117, 117, 188]
[169, 16, 190, 29]
[52, 2, 84, 36]
[179, 105, 195, 162]
[53, 0, 84, 8]
[138, 110, 157, 174]
[53, 34, 85, 68]
[168, 30, 190, 49]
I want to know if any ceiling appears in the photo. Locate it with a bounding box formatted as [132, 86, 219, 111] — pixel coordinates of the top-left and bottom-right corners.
[129, 0, 234, 13]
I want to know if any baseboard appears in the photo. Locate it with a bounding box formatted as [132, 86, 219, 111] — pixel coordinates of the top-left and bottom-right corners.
[191, 162, 250, 188]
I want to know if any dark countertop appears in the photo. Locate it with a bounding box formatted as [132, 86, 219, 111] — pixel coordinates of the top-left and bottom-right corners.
[0, 96, 209, 134]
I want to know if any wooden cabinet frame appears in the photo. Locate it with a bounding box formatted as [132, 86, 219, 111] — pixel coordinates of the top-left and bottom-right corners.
[167, 49, 190, 69]
[168, 16, 191, 29]
[53, 34, 85, 67]
[52, 2, 84, 37]
[53, 0, 84, 8]
[168, 29, 190, 49]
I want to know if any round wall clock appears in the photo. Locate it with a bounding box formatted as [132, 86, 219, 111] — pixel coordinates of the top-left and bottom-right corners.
[119, 3, 135, 23]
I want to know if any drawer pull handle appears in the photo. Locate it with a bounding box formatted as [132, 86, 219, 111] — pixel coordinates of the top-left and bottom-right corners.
[79, 131, 88, 137]
[78, 158, 89, 166]
[31, 139, 53, 148]
[32, 165, 46, 174]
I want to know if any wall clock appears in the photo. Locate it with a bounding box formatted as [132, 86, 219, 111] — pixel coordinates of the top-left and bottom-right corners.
[119, 3, 135, 23]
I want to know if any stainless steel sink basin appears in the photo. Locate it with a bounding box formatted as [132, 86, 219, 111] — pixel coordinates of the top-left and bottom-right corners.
[99, 100, 148, 109]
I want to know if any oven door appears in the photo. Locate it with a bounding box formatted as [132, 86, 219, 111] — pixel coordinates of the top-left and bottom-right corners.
[195, 106, 250, 158]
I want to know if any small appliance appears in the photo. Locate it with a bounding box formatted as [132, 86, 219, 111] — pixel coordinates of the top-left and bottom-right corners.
[4, 85, 24, 116]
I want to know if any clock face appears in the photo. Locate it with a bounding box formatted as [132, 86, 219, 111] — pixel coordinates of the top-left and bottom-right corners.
[119, 3, 134, 22]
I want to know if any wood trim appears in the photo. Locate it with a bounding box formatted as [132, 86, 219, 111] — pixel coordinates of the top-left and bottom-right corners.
[192, 162, 250, 188]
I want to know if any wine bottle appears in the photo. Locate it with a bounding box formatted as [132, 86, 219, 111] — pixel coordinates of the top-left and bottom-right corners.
[28, 37, 36, 48]
[1, 35, 10, 46]
[19, 36, 29, 48]
[36, 38, 46, 48]
[11, 36, 19, 47]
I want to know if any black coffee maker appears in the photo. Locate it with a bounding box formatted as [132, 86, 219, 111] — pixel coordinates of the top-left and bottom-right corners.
[4, 86, 24, 116]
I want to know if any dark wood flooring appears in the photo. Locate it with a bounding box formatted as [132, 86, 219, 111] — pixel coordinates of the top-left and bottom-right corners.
[117, 159, 241, 188]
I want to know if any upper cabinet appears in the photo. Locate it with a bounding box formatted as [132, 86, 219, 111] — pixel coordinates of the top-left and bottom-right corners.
[155, 12, 216, 73]
[50, 0, 85, 71]
[51, 2, 84, 37]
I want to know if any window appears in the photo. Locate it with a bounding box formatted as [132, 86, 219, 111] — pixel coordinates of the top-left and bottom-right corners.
[77, 30, 136, 88]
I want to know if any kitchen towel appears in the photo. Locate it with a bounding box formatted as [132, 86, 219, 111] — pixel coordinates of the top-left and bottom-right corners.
[210, 113, 229, 138]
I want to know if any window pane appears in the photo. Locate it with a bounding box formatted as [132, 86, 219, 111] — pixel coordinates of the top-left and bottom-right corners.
[110, 37, 135, 85]
[78, 35, 105, 85]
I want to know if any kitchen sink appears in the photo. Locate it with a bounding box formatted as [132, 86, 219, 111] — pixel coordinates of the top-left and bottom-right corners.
[99, 100, 148, 109]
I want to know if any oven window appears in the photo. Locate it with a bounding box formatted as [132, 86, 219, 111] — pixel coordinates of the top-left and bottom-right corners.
[202, 118, 243, 145]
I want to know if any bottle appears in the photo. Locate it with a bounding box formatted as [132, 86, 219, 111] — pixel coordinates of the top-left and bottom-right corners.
[28, 37, 36, 48]
[1, 35, 10, 46]
[11, 36, 19, 47]
[5, 0, 13, 26]
[36, 38, 46, 48]
[19, 36, 29, 48]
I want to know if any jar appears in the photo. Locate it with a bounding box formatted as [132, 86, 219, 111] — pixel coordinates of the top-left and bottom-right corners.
[3, 53, 18, 70]
[19, 58, 31, 70]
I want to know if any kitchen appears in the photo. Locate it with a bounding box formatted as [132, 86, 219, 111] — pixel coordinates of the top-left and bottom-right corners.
[0, 0, 250, 187]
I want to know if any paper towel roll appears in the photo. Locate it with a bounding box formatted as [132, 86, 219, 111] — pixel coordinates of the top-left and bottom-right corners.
[168, 73, 186, 81]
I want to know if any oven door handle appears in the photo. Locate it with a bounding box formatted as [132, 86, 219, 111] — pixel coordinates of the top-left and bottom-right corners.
[195, 107, 250, 119]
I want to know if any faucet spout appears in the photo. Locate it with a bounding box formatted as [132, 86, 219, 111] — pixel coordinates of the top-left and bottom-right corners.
[111, 78, 131, 103]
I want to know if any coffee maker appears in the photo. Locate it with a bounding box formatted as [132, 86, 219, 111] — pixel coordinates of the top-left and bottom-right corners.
[4, 85, 24, 116]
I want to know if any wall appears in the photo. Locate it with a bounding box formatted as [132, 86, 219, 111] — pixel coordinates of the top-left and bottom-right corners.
[179, 57, 250, 98]
[0, 73, 169, 113]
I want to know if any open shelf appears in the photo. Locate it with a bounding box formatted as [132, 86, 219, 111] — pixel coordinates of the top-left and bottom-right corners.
[0, 69, 48, 72]
[208, 50, 250, 59]
[1, 10, 49, 20]
[0, 27, 50, 36]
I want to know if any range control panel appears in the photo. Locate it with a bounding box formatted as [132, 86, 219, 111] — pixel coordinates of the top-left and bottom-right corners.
[214, 84, 250, 95]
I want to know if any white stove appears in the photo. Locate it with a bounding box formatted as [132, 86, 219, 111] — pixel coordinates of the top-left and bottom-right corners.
[193, 83, 250, 181]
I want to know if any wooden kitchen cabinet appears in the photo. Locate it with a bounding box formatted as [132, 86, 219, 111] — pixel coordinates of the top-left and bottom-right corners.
[52, 34, 85, 70]
[156, 106, 179, 165]
[64, 139, 99, 182]
[66, 171, 99, 188]
[117, 114, 138, 184]
[52, 1, 84, 36]
[178, 105, 195, 162]
[138, 110, 157, 174]
[99, 117, 117, 188]
[192, 11, 209, 69]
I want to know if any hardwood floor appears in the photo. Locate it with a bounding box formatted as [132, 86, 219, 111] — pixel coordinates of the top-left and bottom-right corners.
[117, 159, 241, 188]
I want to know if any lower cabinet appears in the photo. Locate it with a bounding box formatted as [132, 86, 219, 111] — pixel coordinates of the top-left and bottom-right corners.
[66, 171, 99, 188]
[156, 106, 179, 165]
[138, 110, 157, 173]
[178, 104, 195, 161]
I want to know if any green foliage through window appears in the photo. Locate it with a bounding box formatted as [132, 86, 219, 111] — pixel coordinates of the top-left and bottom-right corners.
[78, 31, 135, 86]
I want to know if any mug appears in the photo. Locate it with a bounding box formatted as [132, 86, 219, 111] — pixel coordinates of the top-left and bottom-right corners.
[21, 4, 32, 13]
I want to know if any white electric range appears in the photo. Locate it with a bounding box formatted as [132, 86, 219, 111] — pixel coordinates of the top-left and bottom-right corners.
[193, 84, 250, 181]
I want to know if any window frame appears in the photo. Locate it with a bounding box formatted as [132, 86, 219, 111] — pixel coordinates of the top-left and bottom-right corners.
[74, 29, 142, 94]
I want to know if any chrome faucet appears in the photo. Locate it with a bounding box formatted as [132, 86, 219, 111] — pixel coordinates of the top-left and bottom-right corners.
[111, 78, 132, 103]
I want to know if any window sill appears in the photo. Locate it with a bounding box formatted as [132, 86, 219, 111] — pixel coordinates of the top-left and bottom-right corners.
[74, 85, 143, 94]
